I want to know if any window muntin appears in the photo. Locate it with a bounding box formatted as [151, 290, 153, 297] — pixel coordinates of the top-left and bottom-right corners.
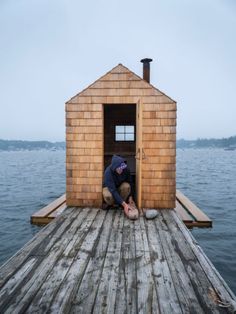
[115, 125, 135, 141]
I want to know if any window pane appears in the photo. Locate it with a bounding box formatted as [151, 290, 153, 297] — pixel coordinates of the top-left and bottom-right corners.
[125, 126, 134, 133]
[116, 125, 125, 133]
[116, 133, 125, 141]
[125, 133, 134, 141]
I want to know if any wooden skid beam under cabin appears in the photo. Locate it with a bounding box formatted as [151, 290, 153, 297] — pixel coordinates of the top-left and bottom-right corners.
[30, 194, 66, 224]
[30, 191, 212, 228]
[0, 207, 235, 313]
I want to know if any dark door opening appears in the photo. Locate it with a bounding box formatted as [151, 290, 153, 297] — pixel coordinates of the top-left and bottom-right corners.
[103, 104, 136, 200]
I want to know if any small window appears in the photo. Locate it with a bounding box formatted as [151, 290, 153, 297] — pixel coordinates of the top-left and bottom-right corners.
[115, 125, 135, 141]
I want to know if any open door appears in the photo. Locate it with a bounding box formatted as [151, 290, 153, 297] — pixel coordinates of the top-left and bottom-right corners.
[103, 103, 137, 200]
[136, 99, 142, 209]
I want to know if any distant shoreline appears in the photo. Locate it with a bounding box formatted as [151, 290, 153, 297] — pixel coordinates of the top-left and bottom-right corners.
[177, 136, 236, 149]
[0, 139, 65, 151]
[0, 136, 236, 151]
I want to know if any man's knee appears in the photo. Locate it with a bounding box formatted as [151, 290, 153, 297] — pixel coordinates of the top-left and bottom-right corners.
[119, 182, 131, 193]
[103, 187, 114, 205]
[119, 182, 131, 201]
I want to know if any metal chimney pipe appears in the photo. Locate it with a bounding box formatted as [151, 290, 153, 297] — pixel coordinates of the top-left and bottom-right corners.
[140, 58, 153, 83]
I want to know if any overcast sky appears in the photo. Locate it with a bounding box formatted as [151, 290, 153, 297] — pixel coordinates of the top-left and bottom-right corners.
[0, 0, 235, 141]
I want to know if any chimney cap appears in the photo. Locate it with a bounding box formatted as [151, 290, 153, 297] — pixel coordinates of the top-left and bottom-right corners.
[140, 58, 153, 63]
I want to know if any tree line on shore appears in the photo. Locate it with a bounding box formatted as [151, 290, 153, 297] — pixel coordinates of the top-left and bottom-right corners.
[177, 136, 236, 148]
[0, 135, 236, 150]
[0, 139, 65, 151]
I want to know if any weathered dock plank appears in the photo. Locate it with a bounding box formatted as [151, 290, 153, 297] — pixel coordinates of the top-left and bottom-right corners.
[1, 207, 234, 313]
[135, 216, 160, 313]
[0, 208, 96, 313]
[25, 208, 101, 314]
[154, 214, 204, 313]
[48, 208, 105, 313]
[146, 216, 189, 313]
[92, 210, 124, 313]
[162, 210, 222, 313]
[0, 206, 75, 290]
[169, 209, 236, 310]
[70, 209, 115, 313]
[115, 212, 137, 314]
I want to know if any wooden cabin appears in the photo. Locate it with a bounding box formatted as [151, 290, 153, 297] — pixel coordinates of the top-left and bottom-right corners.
[65, 59, 176, 209]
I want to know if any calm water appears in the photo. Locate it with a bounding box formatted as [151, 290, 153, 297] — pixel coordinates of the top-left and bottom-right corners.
[0, 151, 65, 264]
[0, 149, 235, 293]
[177, 148, 236, 294]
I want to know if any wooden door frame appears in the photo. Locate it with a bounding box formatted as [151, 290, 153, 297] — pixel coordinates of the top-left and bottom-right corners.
[135, 99, 142, 209]
[102, 100, 141, 208]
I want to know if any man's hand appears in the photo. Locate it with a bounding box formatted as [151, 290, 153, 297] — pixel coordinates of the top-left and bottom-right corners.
[122, 200, 139, 220]
[122, 201, 131, 216]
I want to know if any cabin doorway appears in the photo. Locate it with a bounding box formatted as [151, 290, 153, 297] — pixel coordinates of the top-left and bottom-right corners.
[103, 104, 137, 202]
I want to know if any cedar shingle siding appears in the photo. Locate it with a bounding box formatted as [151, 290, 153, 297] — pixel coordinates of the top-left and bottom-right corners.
[66, 64, 176, 208]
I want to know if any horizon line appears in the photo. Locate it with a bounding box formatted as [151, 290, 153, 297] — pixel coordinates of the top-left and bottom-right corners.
[1, 135, 236, 143]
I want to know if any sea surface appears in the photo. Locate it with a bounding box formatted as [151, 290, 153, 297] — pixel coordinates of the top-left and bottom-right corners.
[0, 148, 235, 294]
[0, 151, 65, 264]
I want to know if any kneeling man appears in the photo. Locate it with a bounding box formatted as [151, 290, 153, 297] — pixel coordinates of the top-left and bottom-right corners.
[102, 155, 139, 220]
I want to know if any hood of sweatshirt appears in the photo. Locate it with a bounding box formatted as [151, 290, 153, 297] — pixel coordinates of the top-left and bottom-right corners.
[110, 155, 125, 171]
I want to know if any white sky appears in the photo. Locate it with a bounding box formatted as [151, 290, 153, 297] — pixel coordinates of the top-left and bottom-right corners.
[0, 0, 235, 141]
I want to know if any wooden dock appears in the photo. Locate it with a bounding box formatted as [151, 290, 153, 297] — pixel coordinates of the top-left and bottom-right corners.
[0, 207, 235, 313]
[31, 191, 212, 228]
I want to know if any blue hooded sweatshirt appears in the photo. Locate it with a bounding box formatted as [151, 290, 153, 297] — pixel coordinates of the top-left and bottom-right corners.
[103, 155, 133, 205]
